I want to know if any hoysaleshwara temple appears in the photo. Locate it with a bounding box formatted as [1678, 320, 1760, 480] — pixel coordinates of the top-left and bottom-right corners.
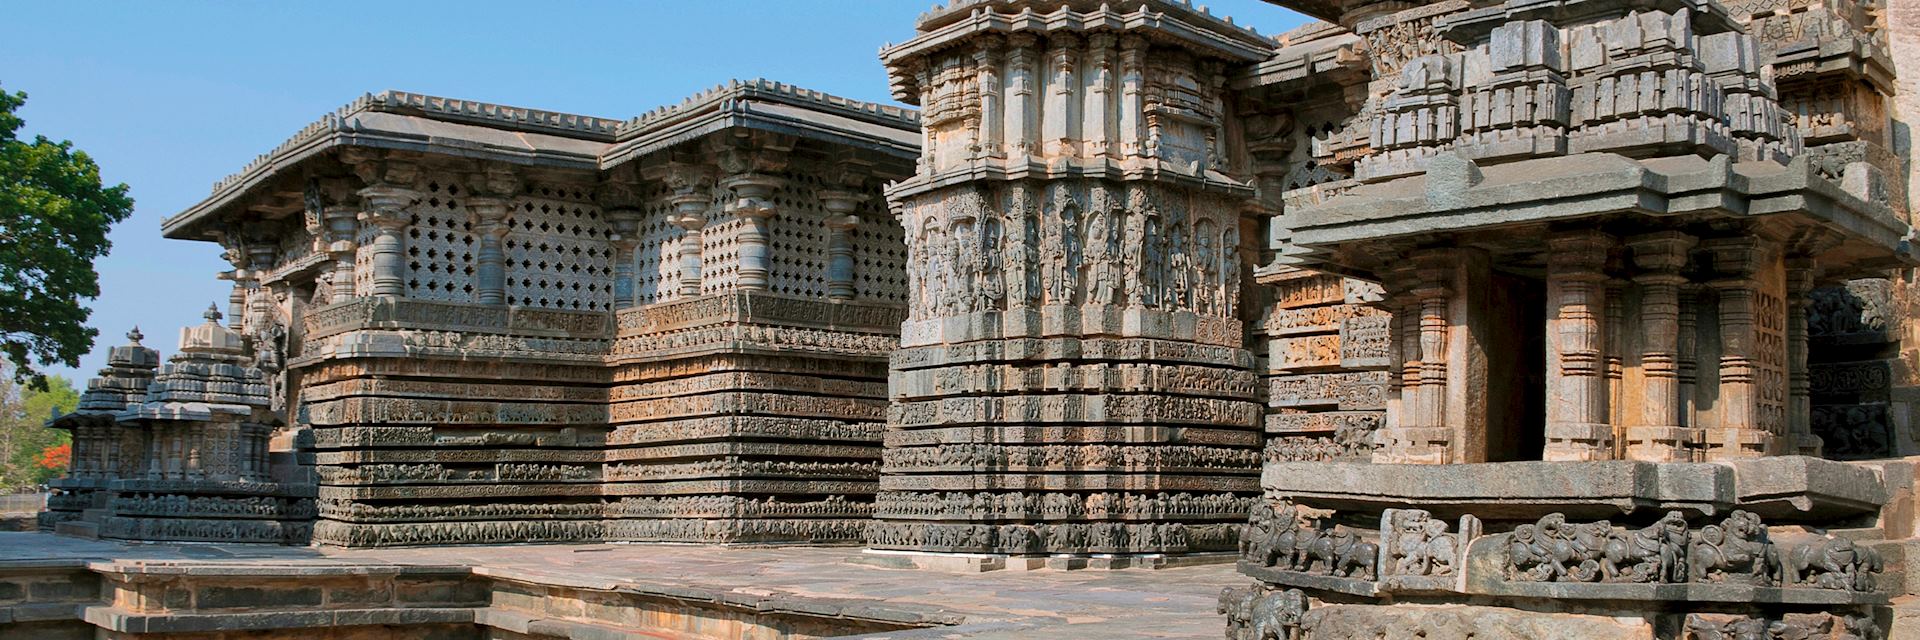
[8, 0, 1920, 638]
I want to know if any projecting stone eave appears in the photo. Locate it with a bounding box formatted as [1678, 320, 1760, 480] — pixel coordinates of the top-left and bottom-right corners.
[163, 90, 620, 242]
[1434, 0, 1740, 46]
[1259, 0, 1343, 24]
[881, 1, 1277, 102]
[1230, 24, 1366, 92]
[1278, 152, 1919, 281]
[601, 79, 920, 170]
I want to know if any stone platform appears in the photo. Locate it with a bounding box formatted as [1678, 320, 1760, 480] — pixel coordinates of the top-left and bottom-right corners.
[0, 531, 1243, 639]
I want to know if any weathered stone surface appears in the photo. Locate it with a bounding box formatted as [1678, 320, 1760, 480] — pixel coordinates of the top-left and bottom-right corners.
[1263, 461, 1734, 520]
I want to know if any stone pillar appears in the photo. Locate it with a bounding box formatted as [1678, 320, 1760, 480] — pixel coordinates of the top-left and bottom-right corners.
[1625, 231, 1697, 462]
[1005, 34, 1039, 159]
[1374, 256, 1456, 465]
[467, 197, 511, 305]
[226, 278, 248, 332]
[820, 190, 863, 302]
[607, 208, 640, 308]
[1703, 237, 1780, 459]
[1677, 283, 1702, 459]
[974, 36, 1004, 159]
[1117, 35, 1146, 158]
[722, 176, 778, 291]
[322, 206, 360, 303]
[669, 193, 710, 298]
[1544, 231, 1615, 461]
[1785, 257, 1822, 456]
[356, 186, 417, 298]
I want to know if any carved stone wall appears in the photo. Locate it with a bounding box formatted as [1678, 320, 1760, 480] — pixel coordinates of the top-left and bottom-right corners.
[61, 82, 920, 548]
[868, 1, 1275, 557]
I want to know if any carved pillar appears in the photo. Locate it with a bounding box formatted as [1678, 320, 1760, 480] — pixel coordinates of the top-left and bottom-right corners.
[1785, 257, 1822, 456]
[606, 208, 640, 308]
[668, 194, 709, 298]
[722, 175, 779, 291]
[1625, 231, 1697, 461]
[224, 268, 248, 333]
[974, 36, 1004, 159]
[1703, 237, 1780, 459]
[1544, 231, 1615, 461]
[820, 190, 863, 302]
[1677, 283, 1702, 458]
[1374, 256, 1453, 464]
[322, 206, 360, 303]
[1005, 34, 1039, 159]
[356, 186, 417, 298]
[1381, 265, 1419, 439]
[1117, 35, 1146, 158]
[1043, 33, 1081, 159]
[1605, 274, 1625, 439]
[467, 197, 511, 305]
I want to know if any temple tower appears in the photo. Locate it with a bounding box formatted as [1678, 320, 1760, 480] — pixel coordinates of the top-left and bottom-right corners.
[868, 0, 1275, 564]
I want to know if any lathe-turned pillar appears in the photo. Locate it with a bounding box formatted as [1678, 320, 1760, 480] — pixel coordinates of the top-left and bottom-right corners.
[467, 197, 512, 305]
[1543, 231, 1616, 461]
[606, 208, 640, 308]
[722, 175, 779, 291]
[819, 190, 863, 302]
[1374, 248, 1501, 464]
[1702, 236, 1784, 459]
[356, 186, 418, 298]
[322, 206, 360, 303]
[1624, 231, 1698, 462]
[668, 193, 710, 298]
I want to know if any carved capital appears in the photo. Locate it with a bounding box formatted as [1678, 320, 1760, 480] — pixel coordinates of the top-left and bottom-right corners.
[355, 186, 418, 230]
[466, 196, 513, 238]
[721, 174, 782, 219]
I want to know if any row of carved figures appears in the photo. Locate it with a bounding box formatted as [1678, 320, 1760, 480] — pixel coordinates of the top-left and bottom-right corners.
[1220, 586, 1880, 640]
[907, 198, 1243, 318]
[1508, 510, 1881, 591]
[1239, 502, 1883, 593]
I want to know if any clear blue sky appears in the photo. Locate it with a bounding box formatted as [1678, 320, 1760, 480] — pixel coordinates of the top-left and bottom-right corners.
[1, 1, 1310, 384]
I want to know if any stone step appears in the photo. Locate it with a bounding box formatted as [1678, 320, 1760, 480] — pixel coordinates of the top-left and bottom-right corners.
[54, 520, 98, 539]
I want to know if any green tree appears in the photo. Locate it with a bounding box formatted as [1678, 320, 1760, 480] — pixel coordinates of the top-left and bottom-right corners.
[0, 84, 134, 387]
[0, 374, 78, 489]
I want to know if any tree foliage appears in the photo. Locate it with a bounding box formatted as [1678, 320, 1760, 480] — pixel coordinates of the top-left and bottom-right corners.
[0, 84, 134, 386]
[0, 373, 78, 489]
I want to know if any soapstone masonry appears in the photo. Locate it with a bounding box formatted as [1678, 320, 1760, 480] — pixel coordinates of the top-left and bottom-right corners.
[1230, 0, 1920, 637]
[20, 0, 1920, 638]
[44, 80, 922, 548]
[867, 0, 1275, 558]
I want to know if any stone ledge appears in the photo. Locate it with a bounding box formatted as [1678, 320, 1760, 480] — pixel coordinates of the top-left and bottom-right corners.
[80, 605, 479, 633]
[1263, 461, 1733, 520]
[1723, 456, 1889, 520]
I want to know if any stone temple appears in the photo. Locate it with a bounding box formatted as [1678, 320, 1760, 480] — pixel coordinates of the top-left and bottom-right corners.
[7, 0, 1920, 638]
